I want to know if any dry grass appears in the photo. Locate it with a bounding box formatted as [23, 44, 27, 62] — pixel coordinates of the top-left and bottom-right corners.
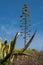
[8, 50, 43, 65]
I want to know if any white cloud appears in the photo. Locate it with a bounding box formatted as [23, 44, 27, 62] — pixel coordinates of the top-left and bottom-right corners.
[32, 22, 43, 27]
[1, 25, 15, 35]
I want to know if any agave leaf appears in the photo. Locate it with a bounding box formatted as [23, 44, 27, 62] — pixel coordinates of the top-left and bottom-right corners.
[10, 33, 18, 52]
[12, 52, 32, 59]
[21, 30, 36, 52]
[13, 52, 32, 57]
[0, 32, 19, 64]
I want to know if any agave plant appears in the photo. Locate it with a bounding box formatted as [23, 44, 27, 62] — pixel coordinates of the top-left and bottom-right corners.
[0, 32, 20, 65]
[0, 31, 36, 65]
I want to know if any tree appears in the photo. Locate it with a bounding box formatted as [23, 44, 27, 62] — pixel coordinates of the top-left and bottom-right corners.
[20, 3, 32, 46]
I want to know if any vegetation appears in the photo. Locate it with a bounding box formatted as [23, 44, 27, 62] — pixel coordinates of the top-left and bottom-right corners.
[20, 3, 32, 46]
[0, 31, 36, 65]
[0, 3, 43, 65]
[0, 32, 20, 65]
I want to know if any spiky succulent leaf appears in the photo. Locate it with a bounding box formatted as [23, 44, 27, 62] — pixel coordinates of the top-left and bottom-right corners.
[0, 32, 19, 64]
[21, 31, 36, 52]
[13, 52, 32, 57]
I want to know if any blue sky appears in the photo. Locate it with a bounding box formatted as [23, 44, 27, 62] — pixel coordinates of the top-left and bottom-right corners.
[0, 0, 43, 50]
